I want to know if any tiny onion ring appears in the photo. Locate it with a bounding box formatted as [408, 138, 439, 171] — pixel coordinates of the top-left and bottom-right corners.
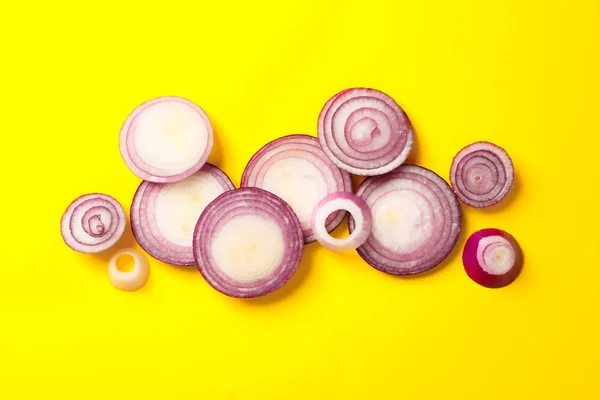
[108, 249, 150, 291]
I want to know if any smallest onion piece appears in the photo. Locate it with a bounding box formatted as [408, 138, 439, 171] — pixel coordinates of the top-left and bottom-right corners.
[462, 228, 523, 288]
[108, 249, 150, 291]
[312, 192, 372, 252]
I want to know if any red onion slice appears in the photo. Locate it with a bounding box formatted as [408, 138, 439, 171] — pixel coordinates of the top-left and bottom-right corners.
[317, 88, 414, 176]
[450, 141, 515, 208]
[462, 228, 523, 288]
[131, 163, 234, 266]
[349, 165, 462, 275]
[193, 187, 304, 298]
[241, 134, 352, 243]
[120, 96, 214, 183]
[61, 193, 126, 253]
[312, 192, 372, 252]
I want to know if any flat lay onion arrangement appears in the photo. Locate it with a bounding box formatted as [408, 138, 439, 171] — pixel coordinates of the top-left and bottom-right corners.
[61, 89, 522, 295]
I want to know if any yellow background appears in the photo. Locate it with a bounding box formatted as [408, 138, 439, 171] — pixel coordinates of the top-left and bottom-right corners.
[1, 0, 599, 398]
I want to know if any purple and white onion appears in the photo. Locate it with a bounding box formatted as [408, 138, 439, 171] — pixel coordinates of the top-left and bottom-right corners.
[450, 141, 515, 208]
[349, 165, 462, 275]
[119, 96, 214, 183]
[61, 193, 126, 254]
[462, 228, 522, 288]
[193, 187, 304, 298]
[317, 88, 414, 176]
[131, 163, 234, 266]
[241, 134, 352, 243]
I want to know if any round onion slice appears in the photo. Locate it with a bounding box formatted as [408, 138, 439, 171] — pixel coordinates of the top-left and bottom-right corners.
[312, 192, 372, 252]
[193, 187, 304, 298]
[241, 134, 352, 243]
[463, 228, 523, 288]
[131, 163, 234, 266]
[119, 96, 214, 183]
[450, 141, 515, 208]
[349, 165, 462, 275]
[61, 193, 126, 253]
[108, 249, 150, 292]
[317, 88, 414, 176]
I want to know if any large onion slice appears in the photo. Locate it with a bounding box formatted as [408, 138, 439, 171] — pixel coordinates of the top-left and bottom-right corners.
[61, 193, 126, 253]
[193, 187, 304, 298]
[349, 165, 462, 275]
[119, 96, 214, 183]
[317, 88, 414, 176]
[463, 228, 523, 288]
[241, 134, 352, 243]
[450, 141, 515, 208]
[131, 163, 234, 266]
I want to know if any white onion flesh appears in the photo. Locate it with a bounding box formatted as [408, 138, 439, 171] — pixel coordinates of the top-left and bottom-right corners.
[108, 249, 150, 291]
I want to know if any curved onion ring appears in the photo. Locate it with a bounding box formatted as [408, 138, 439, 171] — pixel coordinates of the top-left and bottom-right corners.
[349, 165, 462, 275]
[193, 187, 304, 298]
[108, 249, 150, 291]
[317, 87, 414, 176]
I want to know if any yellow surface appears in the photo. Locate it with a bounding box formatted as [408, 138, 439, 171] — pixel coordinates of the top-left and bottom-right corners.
[1, 0, 599, 398]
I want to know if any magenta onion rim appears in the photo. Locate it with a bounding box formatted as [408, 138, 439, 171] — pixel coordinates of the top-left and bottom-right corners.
[193, 187, 304, 298]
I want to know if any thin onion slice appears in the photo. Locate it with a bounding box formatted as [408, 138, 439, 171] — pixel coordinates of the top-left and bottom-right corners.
[463, 228, 522, 288]
[312, 192, 372, 252]
[193, 187, 304, 298]
[450, 141, 515, 208]
[349, 165, 462, 275]
[61, 193, 126, 254]
[119, 96, 214, 183]
[108, 249, 150, 291]
[241, 134, 352, 243]
[131, 163, 234, 266]
[317, 88, 414, 176]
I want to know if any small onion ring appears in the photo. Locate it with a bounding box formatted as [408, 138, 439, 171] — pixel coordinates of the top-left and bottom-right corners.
[108, 249, 150, 291]
[312, 192, 372, 252]
[193, 187, 304, 298]
[61, 193, 126, 254]
[450, 141, 515, 208]
[241, 134, 352, 243]
[462, 228, 523, 288]
[317, 87, 414, 176]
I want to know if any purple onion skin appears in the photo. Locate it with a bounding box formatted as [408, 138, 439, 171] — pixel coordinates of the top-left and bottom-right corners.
[463, 228, 523, 288]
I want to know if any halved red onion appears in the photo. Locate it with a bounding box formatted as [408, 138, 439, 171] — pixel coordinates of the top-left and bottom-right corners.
[61, 193, 126, 253]
[131, 163, 234, 266]
[450, 141, 515, 208]
[193, 187, 304, 298]
[119, 96, 214, 183]
[349, 165, 462, 275]
[317, 88, 414, 176]
[241, 134, 352, 243]
[312, 192, 372, 252]
[463, 228, 522, 288]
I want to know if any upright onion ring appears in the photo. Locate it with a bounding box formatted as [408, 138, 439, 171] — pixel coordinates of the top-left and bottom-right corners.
[450, 141, 515, 208]
[131, 163, 234, 266]
[241, 134, 352, 243]
[119, 96, 214, 183]
[193, 187, 304, 298]
[61, 193, 126, 253]
[349, 165, 462, 275]
[317, 88, 414, 176]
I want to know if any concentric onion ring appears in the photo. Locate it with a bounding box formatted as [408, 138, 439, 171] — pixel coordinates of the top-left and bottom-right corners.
[193, 187, 304, 298]
[349, 165, 462, 275]
[61, 193, 126, 253]
[241, 134, 352, 243]
[317, 88, 414, 176]
[450, 141, 515, 208]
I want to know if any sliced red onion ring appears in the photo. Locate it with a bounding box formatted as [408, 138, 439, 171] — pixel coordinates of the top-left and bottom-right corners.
[108, 249, 150, 292]
[193, 187, 304, 298]
[119, 96, 214, 183]
[61, 193, 126, 253]
[463, 228, 523, 288]
[450, 141, 515, 208]
[349, 165, 462, 275]
[312, 192, 372, 252]
[131, 163, 234, 266]
[241, 134, 352, 243]
[317, 88, 414, 176]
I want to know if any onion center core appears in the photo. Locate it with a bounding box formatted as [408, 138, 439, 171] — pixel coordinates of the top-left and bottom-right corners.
[349, 117, 381, 145]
